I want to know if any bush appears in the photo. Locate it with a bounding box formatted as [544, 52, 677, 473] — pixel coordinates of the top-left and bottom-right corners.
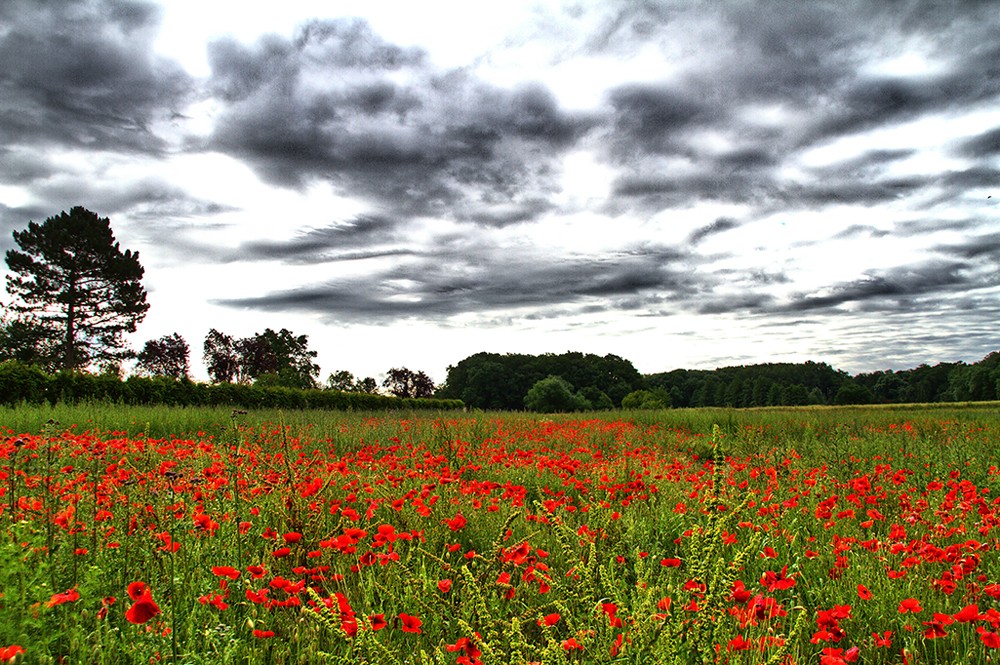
[524, 376, 590, 413]
[621, 389, 671, 410]
[0, 360, 49, 405]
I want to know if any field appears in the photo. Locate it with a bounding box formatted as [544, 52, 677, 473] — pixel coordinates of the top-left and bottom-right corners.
[2, 402, 1000, 664]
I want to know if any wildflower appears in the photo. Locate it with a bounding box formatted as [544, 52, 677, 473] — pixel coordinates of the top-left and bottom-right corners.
[46, 588, 79, 608]
[399, 613, 422, 634]
[898, 598, 922, 614]
[856, 584, 871, 600]
[872, 631, 892, 647]
[437, 579, 452, 594]
[369, 614, 387, 631]
[444, 513, 467, 531]
[0, 645, 25, 662]
[953, 604, 982, 622]
[252, 629, 275, 639]
[211, 566, 240, 580]
[562, 637, 584, 652]
[979, 627, 1000, 649]
[125, 589, 161, 625]
[538, 613, 560, 627]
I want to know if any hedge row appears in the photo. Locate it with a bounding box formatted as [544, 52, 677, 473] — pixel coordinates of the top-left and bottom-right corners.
[0, 361, 464, 411]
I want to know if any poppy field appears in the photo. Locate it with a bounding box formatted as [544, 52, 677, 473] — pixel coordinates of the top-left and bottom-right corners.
[2, 403, 1000, 664]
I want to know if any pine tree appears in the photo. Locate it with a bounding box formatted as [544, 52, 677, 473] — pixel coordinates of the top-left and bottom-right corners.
[4, 207, 149, 370]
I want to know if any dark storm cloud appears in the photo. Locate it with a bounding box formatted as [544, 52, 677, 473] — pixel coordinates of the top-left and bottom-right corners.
[780, 260, 973, 313]
[957, 127, 1000, 157]
[0, 0, 192, 154]
[205, 19, 594, 224]
[234, 215, 408, 263]
[215, 243, 702, 322]
[595, 1, 1000, 216]
[689, 217, 739, 244]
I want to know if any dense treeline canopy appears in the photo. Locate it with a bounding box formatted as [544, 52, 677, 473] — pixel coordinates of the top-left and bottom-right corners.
[437, 351, 645, 409]
[645, 354, 1000, 408]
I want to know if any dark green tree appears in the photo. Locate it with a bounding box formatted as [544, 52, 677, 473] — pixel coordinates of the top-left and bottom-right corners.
[0, 310, 60, 371]
[4, 207, 149, 370]
[326, 370, 358, 391]
[255, 328, 319, 389]
[136, 332, 190, 379]
[524, 375, 589, 413]
[382, 367, 435, 398]
[203, 328, 239, 383]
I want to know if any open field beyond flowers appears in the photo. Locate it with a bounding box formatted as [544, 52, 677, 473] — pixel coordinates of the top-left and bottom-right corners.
[2, 403, 1000, 664]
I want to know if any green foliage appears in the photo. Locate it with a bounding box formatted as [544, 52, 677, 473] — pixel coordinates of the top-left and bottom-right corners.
[4, 207, 149, 370]
[621, 388, 671, 410]
[0, 360, 49, 404]
[0, 365, 463, 410]
[832, 381, 874, 405]
[0, 312, 60, 371]
[135, 332, 190, 379]
[523, 375, 589, 413]
[382, 367, 436, 398]
[440, 351, 644, 409]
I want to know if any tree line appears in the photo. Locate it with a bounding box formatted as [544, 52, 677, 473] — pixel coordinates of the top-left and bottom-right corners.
[0, 207, 437, 400]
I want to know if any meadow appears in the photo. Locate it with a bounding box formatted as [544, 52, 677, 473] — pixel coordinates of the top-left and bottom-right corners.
[2, 401, 1000, 664]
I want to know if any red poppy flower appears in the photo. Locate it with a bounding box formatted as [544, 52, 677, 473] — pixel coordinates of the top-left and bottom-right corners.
[125, 594, 161, 625]
[856, 585, 872, 600]
[127, 581, 148, 601]
[211, 566, 240, 580]
[538, 613, 560, 627]
[282, 532, 302, 544]
[444, 513, 467, 531]
[437, 579, 452, 594]
[399, 613, 422, 634]
[0, 645, 25, 662]
[898, 598, 922, 614]
[272, 547, 291, 558]
[369, 614, 387, 631]
[873, 631, 892, 647]
[562, 637, 584, 651]
[46, 588, 79, 608]
[252, 629, 275, 639]
[954, 604, 982, 623]
[979, 628, 1000, 649]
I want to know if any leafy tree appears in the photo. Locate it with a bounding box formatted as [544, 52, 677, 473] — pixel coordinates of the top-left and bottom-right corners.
[203, 327, 319, 388]
[326, 370, 357, 391]
[0, 310, 60, 371]
[621, 389, 671, 410]
[4, 207, 149, 370]
[255, 328, 319, 389]
[578, 386, 614, 410]
[382, 367, 435, 398]
[234, 334, 278, 383]
[325, 370, 378, 393]
[203, 328, 239, 383]
[355, 376, 378, 394]
[524, 376, 589, 413]
[136, 333, 190, 379]
[833, 382, 874, 405]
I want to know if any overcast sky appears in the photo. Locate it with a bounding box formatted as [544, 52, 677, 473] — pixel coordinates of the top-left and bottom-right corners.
[2, 0, 998, 384]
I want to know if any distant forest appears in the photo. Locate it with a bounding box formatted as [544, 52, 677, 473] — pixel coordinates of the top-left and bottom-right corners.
[439, 350, 1000, 410]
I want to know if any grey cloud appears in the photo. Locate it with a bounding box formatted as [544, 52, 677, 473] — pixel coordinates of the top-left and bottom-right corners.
[215, 243, 701, 321]
[780, 260, 972, 313]
[689, 217, 739, 244]
[957, 127, 1000, 157]
[206, 21, 593, 224]
[233, 215, 406, 263]
[0, 0, 192, 153]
